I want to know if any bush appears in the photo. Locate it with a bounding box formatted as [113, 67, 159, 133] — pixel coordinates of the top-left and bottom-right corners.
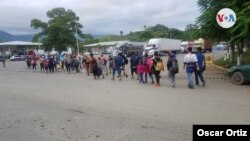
[214, 58, 234, 68]
[214, 48, 250, 68]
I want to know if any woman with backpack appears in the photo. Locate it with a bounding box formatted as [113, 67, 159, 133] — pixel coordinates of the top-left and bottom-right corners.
[152, 52, 164, 87]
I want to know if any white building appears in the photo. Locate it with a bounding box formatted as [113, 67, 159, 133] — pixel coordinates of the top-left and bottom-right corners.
[0, 41, 42, 56]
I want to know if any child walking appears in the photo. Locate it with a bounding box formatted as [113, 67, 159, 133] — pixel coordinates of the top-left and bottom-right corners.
[137, 60, 145, 83]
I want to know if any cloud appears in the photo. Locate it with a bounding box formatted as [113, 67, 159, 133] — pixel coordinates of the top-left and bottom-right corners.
[0, 0, 200, 35]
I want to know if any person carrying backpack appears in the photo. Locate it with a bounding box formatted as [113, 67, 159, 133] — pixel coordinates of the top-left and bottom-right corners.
[167, 51, 179, 88]
[130, 53, 139, 79]
[152, 51, 164, 87]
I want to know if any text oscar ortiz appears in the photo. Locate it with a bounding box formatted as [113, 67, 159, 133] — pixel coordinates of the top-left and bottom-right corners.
[193, 125, 250, 141]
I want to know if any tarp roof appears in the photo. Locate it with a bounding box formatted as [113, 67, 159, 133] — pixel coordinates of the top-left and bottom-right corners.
[0, 41, 42, 46]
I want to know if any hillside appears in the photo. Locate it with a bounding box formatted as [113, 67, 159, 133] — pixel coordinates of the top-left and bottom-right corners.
[0, 30, 33, 42]
[96, 24, 185, 43]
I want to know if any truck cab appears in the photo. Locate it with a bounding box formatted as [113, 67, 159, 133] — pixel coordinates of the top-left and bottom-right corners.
[181, 38, 212, 53]
[143, 44, 161, 56]
[181, 41, 193, 53]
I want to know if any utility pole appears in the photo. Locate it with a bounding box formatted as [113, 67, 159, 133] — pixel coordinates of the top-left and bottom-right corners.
[75, 24, 79, 56]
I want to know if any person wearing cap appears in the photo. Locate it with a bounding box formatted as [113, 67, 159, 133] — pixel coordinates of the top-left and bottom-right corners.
[183, 47, 199, 89]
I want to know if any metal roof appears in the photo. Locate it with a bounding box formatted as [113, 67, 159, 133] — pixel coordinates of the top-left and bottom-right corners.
[84, 40, 146, 48]
[0, 41, 42, 46]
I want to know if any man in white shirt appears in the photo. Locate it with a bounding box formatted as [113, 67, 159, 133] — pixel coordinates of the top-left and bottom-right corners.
[183, 47, 199, 89]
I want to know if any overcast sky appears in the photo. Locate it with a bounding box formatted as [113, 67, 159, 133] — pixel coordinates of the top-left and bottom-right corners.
[0, 0, 200, 35]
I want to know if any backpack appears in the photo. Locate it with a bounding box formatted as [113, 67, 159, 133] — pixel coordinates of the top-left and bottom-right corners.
[170, 58, 179, 74]
[155, 59, 164, 71]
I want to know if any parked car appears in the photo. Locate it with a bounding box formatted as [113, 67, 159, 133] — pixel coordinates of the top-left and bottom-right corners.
[228, 64, 250, 85]
[20, 55, 28, 60]
[10, 55, 21, 61]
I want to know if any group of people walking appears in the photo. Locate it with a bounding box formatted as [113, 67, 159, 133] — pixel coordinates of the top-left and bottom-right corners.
[129, 46, 206, 89]
[26, 54, 81, 73]
[25, 46, 206, 89]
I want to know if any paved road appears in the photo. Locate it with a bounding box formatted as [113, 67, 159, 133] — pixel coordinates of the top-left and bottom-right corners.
[0, 54, 249, 141]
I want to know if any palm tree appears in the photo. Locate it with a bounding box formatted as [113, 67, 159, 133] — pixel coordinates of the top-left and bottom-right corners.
[120, 30, 123, 37]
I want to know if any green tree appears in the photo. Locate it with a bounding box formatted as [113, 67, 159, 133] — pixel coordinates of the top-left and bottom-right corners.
[196, 0, 250, 64]
[196, 0, 230, 42]
[227, 0, 250, 43]
[149, 24, 169, 32]
[182, 24, 200, 40]
[120, 30, 123, 37]
[140, 31, 153, 41]
[30, 7, 83, 51]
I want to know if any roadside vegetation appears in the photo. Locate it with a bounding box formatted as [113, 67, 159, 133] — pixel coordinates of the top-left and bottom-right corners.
[214, 49, 250, 68]
[195, 0, 250, 66]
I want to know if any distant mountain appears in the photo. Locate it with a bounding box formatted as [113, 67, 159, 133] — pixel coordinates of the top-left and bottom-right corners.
[92, 35, 106, 39]
[0, 30, 33, 42]
[0, 31, 105, 42]
[15, 35, 34, 42]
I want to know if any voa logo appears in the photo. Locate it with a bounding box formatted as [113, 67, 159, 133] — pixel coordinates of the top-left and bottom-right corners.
[216, 8, 236, 28]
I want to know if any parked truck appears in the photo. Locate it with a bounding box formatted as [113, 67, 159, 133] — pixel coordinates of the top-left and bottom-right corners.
[181, 38, 212, 53]
[143, 38, 182, 56]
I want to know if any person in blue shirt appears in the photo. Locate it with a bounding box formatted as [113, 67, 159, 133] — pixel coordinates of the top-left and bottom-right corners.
[112, 51, 124, 80]
[130, 53, 139, 79]
[195, 47, 206, 86]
